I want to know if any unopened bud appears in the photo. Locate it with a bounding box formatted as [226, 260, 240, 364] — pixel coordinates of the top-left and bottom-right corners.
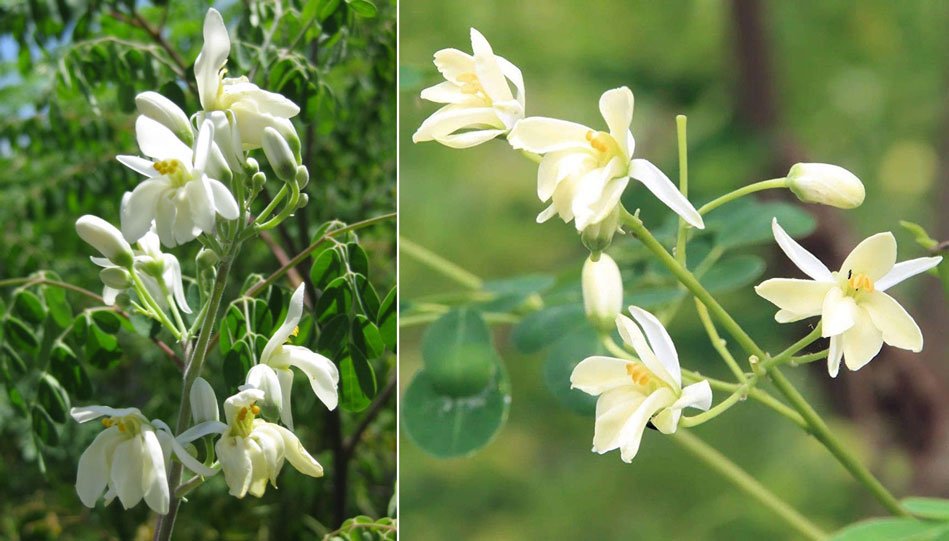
[787, 163, 865, 209]
[196, 248, 219, 268]
[582, 253, 623, 333]
[99, 267, 131, 289]
[297, 193, 309, 209]
[581, 206, 621, 256]
[244, 157, 260, 175]
[295, 166, 309, 190]
[76, 215, 134, 268]
[271, 118, 302, 163]
[262, 127, 299, 182]
[190, 377, 220, 424]
[251, 171, 267, 191]
[135, 91, 193, 146]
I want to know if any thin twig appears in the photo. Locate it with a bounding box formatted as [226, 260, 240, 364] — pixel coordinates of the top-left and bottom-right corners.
[343, 375, 396, 456]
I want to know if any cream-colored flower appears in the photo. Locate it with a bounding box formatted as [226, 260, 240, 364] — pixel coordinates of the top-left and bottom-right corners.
[508, 87, 704, 233]
[413, 28, 525, 149]
[786, 163, 865, 209]
[582, 253, 623, 332]
[755, 218, 942, 376]
[215, 388, 324, 499]
[571, 307, 712, 463]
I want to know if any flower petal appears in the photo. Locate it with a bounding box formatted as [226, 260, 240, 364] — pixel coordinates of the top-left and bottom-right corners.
[876, 256, 943, 291]
[245, 364, 284, 414]
[261, 284, 306, 364]
[155, 195, 178, 247]
[195, 8, 230, 110]
[537, 151, 594, 202]
[76, 427, 124, 507]
[276, 368, 295, 430]
[186, 178, 216, 235]
[121, 179, 169, 244]
[827, 335, 843, 378]
[627, 306, 682, 387]
[839, 232, 897, 281]
[821, 286, 857, 337]
[770, 218, 834, 281]
[136, 116, 192, 164]
[592, 387, 646, 454]
[163, 254, 192, 314]
[570, 355, 636, 396]
[432, 48, 474, 84]
[614, 315, 677, 388]
[269, 423, 323, 477]
[435, 128, 508, 149]
[496, 56, 525, 107]
[754, 278, 832, 322]
[572, 158, 626, 230]
[508, 117, 593, 154]
[207, 177, 240, 220]
[111, 437, 145, 509]
[193, 119, 215, 173]
[470, 28, 513, 103]
[278, 346, 339, 411]
[141, 429, 169, 514]
[861, 291, 923, 352]
[420, 81, 477, 105]
[216, 435, 253, 498]
[116, 155, 159, 177]
[618, 388, 676, 463]
[413, 105, 505, 146]
[841, 306, 884, 372]
[598, 87, 633, 157]
[71, 405, 143, 423]
[629, 158, 704, 229]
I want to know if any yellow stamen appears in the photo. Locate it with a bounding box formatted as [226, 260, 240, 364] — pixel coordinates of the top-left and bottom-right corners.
[291, 326, 300, 338]
[847, 271, 874, 293]
[251, 405, 261, 415]
[626, 363, 652, 386]
[153, 159, 182, 176]
[586, 130, 621, 156]
[101, 418, 113, 428]
[238, 407, 248, 422]
[117, 422, 126, 433]
[457, 72, 478, 83]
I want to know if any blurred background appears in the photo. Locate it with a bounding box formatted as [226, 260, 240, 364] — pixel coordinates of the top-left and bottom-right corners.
[0, 0, 395, 539]
[400, 1, 949, 539]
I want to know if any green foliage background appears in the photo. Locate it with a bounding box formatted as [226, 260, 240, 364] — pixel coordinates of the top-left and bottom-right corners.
[400, 1, 948, 540]
[0, 0, 396, 539]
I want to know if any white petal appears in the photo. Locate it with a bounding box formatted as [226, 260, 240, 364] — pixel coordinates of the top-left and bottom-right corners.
[537, 152, 593, 202]
[121, 179, 169, 244]
[420, 81, 477, 105]
[413, 106, 504, 143]
[770, 218, 834, 281]
[269, 423, 323, 477]
[111, 437, 145, 509]
[206, 177, 240, 220]
[672, 380, 713, 412]
[116, 155, 159, 177]
[71, 405, 143, 423]
[163, 254, 192, 315]
[536, 204, 558, 223]
[196, 8, 230, 110]
[141, 429, 169, 514]
[570, 356, 636, 396]
[839, 232, 897, 282]
[222, 81, 300, 118]
[250, 424, 284, 487]
[496, 55, 525, 107]
[592, 387, 646, 454]
[277, 346, 339, 411]
[508, 117, 592, 154]
[155, 196, 178, 247]
[469, 28, 513, 103]
[627, 306, 682, 387]
[261, 284, 306, 364]
[176, 421, 228, 444]
[876, 257, 943, 291]
[136, 116, 192, 164]
[245, 364, 284, 409]
[276, 368, 295, 430]
[75, 427, 124, 507]
[435, 128, 507, 149]
[167, 432, 219, 478]
[188, 378, 218, 425]
[572, 158, 625, 230]
[629, 159, 704, 229]
[186, 177, 216, 234]
[617, 388, 676, 463]
[432, 48, 474, 84]
[827, 335, 843, 378]
[821, 287, 857, 337]
[193, 119, 215, 173]
[216, 436, 253, 498]
[754, 278, 832, 322]
[244, 439, 270, 497]
[599, 87, 634, 157]
[614, 315, 677, 388]
[841, 306, 884, 372]
[861, 291, 923, 352]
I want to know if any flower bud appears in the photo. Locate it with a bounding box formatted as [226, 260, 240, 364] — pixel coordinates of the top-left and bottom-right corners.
[251, 171, 267, 191]
[196, 247, 220, 268]
[76, 215, 134, 268]
[271, 117, 302, 163]
[582, 253, 623, 333]
[262, 127, 299, 182]
[295, 165, 310, 190]
[99, 267, 131, 289]
[244, 157, 260, 175]
[135, 91, 194, 146]
[581, 206, 621, 255]
[297, 193, 309, 209]
[786, 163, 865, 209]
[190, 377, 219, 424]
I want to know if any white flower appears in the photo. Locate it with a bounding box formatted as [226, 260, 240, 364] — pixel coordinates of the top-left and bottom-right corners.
[135, 91, 194, 147]
[195, 8, 300, 149]
[190, 377, 219, 424]
[215, 388, 324, 499]
[245, 284, 339, 429]
[413, 28, 525, 149]
[570, 307, 712, 463]
[76, 215, 134, 268]
[582, 253, 623, 332]
[90, 228, 191, 314]
[787, 163, 865, 209]
[118, 117, 239, 247]
[508, 87, 705, 233]
[71, 405, 220, 514]
[755, 218, 943, 377]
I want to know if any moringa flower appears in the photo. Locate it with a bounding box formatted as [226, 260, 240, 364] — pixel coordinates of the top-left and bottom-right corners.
[755, 218, 942, 377]
[135, 91, 194, 147]
[786, 163, 865, 209]
[215, 388, 324, 499]
[582, 253, 623, 332]
[245, 284, 339, 429]
[508, 87, 704, 234]
[195, 8, 300, 150]
[71, 405, 219, 514]
[76, 215, 134, 268]
[413, 28, 525, 149]
[571, 307, 712, 463]
[118, 117, 239, 247]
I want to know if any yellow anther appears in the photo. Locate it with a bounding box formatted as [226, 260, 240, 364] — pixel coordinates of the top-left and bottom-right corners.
[153, 159, 182, 176]
[460, 82, 481, 94]
[101, 418, 114, 428]
[251, 405, 261, 415]
[117, 422, 126, 433]
[588, 131, 616, 154]
[457, 72, 478, 83]
[291, 326, 300, 338]
[238, 407, 248, 421]
[626, 363, 652, 386]
[847, 271, 874, 293]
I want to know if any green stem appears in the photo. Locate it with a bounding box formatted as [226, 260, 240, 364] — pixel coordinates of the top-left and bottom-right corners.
[675, 115, 689, 266]
[698, 178, 788, 215]
[791, 349, 829, 365]
[760, 324, 823, 371]
[694, 299, 747, 383]
[399, 310, 519, 328]
[620, 210, 908, 516]
[0, 277, 103, 303]
[680, 376, 756, 427]
[255, 184, 287, 224]
[130, 272, 182, 341]
[255, 182, 300, 232]
[399, 236, 483, 289]
[673, 431, 827, 541]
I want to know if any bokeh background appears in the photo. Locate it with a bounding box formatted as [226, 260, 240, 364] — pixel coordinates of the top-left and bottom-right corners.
[400, 1, 949, 539]
[0, 1, 395, 539]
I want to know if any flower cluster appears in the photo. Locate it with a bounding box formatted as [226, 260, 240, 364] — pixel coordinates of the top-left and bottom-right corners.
[70, 8, 337, 514]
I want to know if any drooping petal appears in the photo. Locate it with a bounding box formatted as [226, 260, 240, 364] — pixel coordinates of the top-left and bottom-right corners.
[269, 423, 324, 477]
[537, 151, 594, 202]
[672, 380, 713, 413]
[770, 218, 834, 282]
[111, 437, 145, 509]
[617, 388, 677, 463]
[222, 80, 300, 118]
[245, 364, 284, 414]
[508, 117, 593, 154]
[121, 179, 169, 243]
[821, 286, 857, 337]
[412, 105, 505, 145]
[861, 291, 923, 352]
[841, 306, 884, 372]
[614, 315, 677, 388]
[876, 256, 943, 291]
[420, 81, 477, 105]
[827, 335, 843, 377]
[598, 87, 633, 157]
[193, 119, 215, 173]
[261, 284, 306, 364]
[163, 254, 192, 315]
[571, 356, 636, 396]
[164, 429, 219, 478]
[839, 232, 897, 281]
[754, 278, 832, 322]
[592, 387, 646, 454]
[175, 420, 228, 444]
[469, 28, 513, 103]
[275, 346, 339, 411]
[155, 193, 178, 247]
[629, 159, 704, 229]
[496, 56, 525, 107]
[195, 8, 230, 110]
[135, 116, 193, 164]
[626, 306, 682, 387]
[571, 158, 626, 230]
[276, 368, 295, 430]
[207, 178, 240, 220]
[250, 424, 284, 487]
[435, 128, 507, 149]
[116, 155, 159, 177]
[216, 435, 253, 498]
[141, 429, 169, 514]
[75, 427, 124, 507]
[185, 176, 216, 234]
[71, 405, 143, 423]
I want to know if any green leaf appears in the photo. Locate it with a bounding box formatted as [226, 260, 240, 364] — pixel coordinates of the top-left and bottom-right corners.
[91, 310, 123, 333]
[376, 287, 396, 351]
[311, 248, 345, 290]
[402, 367, 510, 458]
[339, 355, 375, 412]
[7, 386, 27, 416]
[4, 316, 38, 350]
[317, 314, 350, 358]
[352, 273, 381, 318]
[544, 325, 600, 415]
[627, 287, 684, 309]
[345, 0, 377, 18]
[222, 347, 251, 390]
[829, 518, 949, 541]
[708, 200, 815, 248]
[12, 289, 45, 325]
[903, 497, 949, 521]
[701, 255, 766, 293]
[422, 309, 499, 397]
[353, 315, 385, 359]
[31, 404, 59, 446]
[315, 277, 353, 323]
[37, 373, 70, 423]
[347, 242, 370, 278]
[511, 304, 585, 354]
[43, 284, 72, 328]
[2, 343, 28, 376]
[318, 0, 342, 21]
